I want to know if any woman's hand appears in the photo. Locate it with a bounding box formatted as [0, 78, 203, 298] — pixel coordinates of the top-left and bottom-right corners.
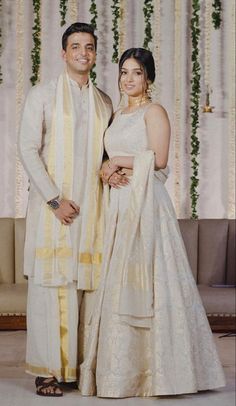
[100, 160, 119, 184]
[108, 171, 129, 188]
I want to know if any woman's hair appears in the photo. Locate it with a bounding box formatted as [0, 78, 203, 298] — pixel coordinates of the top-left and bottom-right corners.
[62, 22, 97, 51]
[118, 48, 156, 88]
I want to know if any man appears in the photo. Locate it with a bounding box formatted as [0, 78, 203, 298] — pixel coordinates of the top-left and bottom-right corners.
[18, 22, 112, 396]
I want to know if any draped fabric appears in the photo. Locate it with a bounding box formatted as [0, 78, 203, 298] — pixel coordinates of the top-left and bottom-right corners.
[0, 0, 235, 218]
[33, 73, 109, 288]
[118, 151, 155, 328]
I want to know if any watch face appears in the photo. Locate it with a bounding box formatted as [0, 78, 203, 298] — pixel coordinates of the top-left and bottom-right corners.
[49, 200, 60, 210]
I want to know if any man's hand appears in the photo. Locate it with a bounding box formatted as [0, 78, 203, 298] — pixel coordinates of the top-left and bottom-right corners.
[100, 160, 119, 184]
[53, 199, 80, 225]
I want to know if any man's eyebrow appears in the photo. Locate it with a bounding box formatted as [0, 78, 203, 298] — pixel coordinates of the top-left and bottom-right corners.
[71, 42, 94, 46]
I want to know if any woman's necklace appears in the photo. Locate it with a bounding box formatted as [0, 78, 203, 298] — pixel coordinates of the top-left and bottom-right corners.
[128, 96, 150, 107]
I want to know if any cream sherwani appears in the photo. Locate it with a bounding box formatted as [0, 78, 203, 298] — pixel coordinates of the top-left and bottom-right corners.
[18, 76, 112, 381]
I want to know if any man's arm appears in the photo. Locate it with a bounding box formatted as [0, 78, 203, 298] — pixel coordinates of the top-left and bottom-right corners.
[18, 85, 80, 224]
[18, 85, 60, 202]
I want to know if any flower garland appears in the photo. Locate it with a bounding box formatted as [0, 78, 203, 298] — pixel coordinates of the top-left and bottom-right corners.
[111, 0, 121, 63]
[15, 0, 26, 217]
[68, 0, 77, 23]
[212, 0, 222, 29]
[90, 0, 98, 29]
[228, 1, 235, 218]
[30, 0, 41, 86]
[190, 0, 201, 219]
[152, 0, 161, 101]
[89, 0, 98, 84]
[0, 0, 2, 84]
[174, 0, 182, 217]
[59, 0, 68, 26]
[143, 0, 154, 50]
[119, 0, 125, 57]
[204, 0, 212, 93]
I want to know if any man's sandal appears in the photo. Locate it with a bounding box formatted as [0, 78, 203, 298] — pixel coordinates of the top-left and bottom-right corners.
[35, 376, 63, 397]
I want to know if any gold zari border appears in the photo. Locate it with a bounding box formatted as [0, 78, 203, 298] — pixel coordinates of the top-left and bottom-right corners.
[25, 363, 77, 381]
[36, 247, 73, 259]
[79, 252, 102, 265]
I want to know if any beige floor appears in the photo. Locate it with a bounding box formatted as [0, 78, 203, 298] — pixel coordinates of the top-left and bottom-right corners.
[0, 331, 235, 406]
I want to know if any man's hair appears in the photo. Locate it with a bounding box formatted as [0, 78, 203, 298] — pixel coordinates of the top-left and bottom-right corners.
[62, 22, 97, 51]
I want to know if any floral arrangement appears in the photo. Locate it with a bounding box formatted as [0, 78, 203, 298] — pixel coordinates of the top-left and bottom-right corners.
[59, 0, 68, 26]
[89, 0, 98, 84]
[30, 0, 41, 86]
[143, 0, 154, 49]
[212, 0, 222, 29]
[190, 0, 201, 218]
[111, 0, 121, 63]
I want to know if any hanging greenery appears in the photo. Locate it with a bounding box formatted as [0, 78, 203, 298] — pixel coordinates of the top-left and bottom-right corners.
[143, 0, 154, 50]
[59, 0, 68, 26]
[90, 0, 98, 29]
[111, 0, 121, 63]
[212, 0, 222, 29]
[190, 0, 201, 219]
[0, 0, 2, 84]
[89, 0, 97, 85]
[30, 0, 41, 86]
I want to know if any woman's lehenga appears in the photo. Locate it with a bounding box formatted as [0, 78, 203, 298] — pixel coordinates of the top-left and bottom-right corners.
[79, 106, 225, 398]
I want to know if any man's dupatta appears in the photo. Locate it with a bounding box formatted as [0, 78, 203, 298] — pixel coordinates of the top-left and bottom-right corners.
[34, 73, 110, 288]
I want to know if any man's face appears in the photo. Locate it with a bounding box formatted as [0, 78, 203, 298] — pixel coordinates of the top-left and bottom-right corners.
[62, 32, 96, 76]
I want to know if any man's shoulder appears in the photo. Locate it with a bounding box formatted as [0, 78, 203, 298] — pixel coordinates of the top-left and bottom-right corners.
[96, 86, 112, 106]
[25, 78, 57, 103]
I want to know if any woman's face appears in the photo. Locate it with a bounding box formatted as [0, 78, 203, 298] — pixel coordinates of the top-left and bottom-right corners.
[119, 57, 147, 98]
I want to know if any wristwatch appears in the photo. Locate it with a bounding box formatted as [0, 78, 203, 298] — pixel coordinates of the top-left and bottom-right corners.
[47, 197, 60, 210]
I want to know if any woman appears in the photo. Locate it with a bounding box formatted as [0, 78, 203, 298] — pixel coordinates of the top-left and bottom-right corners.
[79, 48, 225, 398]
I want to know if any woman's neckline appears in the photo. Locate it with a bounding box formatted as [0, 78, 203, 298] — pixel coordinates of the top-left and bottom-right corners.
[120, 102, 152, 116]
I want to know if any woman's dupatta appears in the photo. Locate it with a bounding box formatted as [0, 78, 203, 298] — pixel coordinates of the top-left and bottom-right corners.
[118, 151, 155, 327]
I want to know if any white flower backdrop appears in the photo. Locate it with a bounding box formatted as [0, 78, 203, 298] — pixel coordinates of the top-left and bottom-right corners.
[0, 0, 235, 218]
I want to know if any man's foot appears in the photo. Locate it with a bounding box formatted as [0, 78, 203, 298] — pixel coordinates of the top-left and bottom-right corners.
[35, 376, 63, 397]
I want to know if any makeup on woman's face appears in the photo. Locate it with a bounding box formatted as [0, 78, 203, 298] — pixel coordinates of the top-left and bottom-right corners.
[119, 58, 147, 97]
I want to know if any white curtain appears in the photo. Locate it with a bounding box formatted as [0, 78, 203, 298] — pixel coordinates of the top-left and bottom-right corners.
[0, 0, 235, 218]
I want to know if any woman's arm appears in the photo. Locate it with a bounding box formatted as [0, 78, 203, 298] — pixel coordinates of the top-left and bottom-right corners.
[101, 103, 170, 184]
[144, 104, 171, 169]
[110, 104, 170, 171]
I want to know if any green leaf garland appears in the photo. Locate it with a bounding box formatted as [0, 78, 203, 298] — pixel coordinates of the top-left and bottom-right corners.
[90, 0, 98, 30]
[30, 0, 41, 86]
[190, 0, 201, 219]
[143, 0, 154, 50]
[89, 0, 98, 85]
[111, 0, 121, 63]
[59, 0, 68, 26]
[212, 0, 222, 29]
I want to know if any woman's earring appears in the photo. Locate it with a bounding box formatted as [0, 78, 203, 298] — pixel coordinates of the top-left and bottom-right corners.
[146, 83, 152, 99]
